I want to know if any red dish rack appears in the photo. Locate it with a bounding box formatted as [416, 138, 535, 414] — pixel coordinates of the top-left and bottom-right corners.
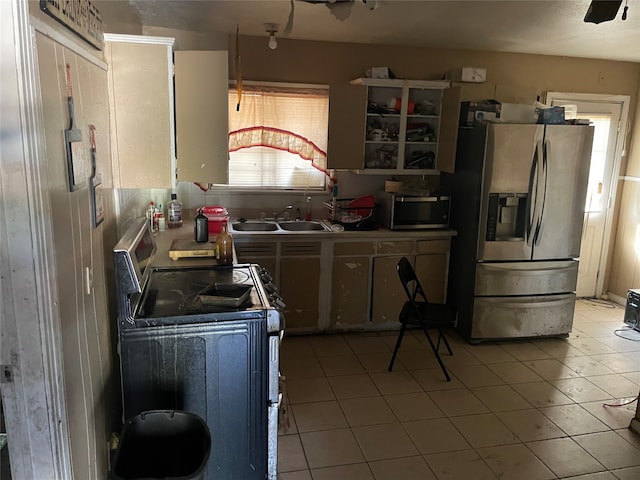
[323, 196, 377, 231]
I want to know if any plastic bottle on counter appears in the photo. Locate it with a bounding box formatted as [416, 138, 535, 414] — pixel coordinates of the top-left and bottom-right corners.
[153, 203, 163, 231]
[194, 209, 209, 243]
[146, 201, 156, 231]
[215, 222, 233, 266]
[167, 194, 182, 229]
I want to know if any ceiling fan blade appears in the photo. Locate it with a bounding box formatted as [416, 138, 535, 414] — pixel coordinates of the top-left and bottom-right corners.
[298, 0, 355, 21]
[584, 0, 622, 23]
[284, 0, 294, 35]
[327, 2, 353, 21]
[301, 0, 354, 3]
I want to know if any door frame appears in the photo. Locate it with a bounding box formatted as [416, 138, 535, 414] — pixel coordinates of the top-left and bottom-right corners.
[545, 92, 630, 299]
[1, 1, 72, 478]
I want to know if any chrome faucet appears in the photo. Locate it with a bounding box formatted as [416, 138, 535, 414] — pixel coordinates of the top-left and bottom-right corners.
[273, 204, 293, 220]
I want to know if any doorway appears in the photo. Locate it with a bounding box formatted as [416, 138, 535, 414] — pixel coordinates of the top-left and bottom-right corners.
[546, 92, 630, 298]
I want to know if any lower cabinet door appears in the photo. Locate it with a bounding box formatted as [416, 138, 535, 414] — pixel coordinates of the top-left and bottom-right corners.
[414, 253, 448, 303]
[371, 255, 406, 324]
[280, 257, 320, 329]
[331, 256, 370, 327]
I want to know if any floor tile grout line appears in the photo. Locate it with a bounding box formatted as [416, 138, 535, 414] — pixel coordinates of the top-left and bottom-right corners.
[279, 301, 640, 478]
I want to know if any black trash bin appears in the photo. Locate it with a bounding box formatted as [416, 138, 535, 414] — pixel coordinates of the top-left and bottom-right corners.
[111, 410, 211, 480]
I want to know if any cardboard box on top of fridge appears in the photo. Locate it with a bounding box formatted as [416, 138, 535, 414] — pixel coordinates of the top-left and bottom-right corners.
[499, 103, 538, 124]
[453, 82, 496, 102]
[365, 67, 395, 79]
[445, 67, 487, 83]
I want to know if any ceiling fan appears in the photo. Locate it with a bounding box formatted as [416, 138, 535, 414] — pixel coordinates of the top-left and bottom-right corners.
[283, 0, 377, 34]
[584, 0, 629, 23]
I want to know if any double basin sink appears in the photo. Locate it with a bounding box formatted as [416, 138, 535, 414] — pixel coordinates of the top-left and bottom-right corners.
[229, 220, 330, 233]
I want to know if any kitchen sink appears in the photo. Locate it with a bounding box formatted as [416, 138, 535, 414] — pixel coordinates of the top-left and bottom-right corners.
[230, 222, 279, 232]
[277, 221, 328, 231]
[229, 220, 330, 233]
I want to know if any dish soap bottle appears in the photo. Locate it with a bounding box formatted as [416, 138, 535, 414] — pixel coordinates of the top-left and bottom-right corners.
[194, 209, 209, 243]
[216, 222, 233, 266]
[168, 193, 182, 229]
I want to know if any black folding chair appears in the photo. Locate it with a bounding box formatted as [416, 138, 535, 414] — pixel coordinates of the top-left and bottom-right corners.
[388, 257, 456, 381]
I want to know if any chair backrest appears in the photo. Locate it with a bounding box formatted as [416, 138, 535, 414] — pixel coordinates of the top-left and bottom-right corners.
[397, 257, 429, 305]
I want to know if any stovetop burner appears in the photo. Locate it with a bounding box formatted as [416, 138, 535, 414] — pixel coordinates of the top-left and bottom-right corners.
[136, 266, 259, 318]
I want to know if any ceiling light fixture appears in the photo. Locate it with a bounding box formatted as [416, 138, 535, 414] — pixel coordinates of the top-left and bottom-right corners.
[265, 23, 279, 50]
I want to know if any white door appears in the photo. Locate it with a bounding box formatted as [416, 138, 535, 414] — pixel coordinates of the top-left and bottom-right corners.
[546, 93, 629, 298]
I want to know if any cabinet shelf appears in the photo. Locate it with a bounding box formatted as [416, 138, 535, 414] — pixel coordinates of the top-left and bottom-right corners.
[327, 78, 461, 173]
[367, 112, 401, 117]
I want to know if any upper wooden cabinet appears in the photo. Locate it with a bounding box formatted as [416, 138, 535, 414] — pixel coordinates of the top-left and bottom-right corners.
[174, 51, 229, 184]
[105, 37, 230, 188]
[327, 78, 461, 174]
[105, 34, 176, 189]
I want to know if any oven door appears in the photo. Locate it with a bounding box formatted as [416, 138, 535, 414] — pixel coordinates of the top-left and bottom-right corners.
[267, 333, 280, 480]
[120, 318, 268, 480]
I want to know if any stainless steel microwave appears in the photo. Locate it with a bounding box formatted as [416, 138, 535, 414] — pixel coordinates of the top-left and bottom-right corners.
[377, 192, 450, 230]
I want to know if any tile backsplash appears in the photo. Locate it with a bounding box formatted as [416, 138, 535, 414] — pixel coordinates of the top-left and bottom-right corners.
[116, 172, 442, 228]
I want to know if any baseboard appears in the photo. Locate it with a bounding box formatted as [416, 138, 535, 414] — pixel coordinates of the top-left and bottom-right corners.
[606, 292, 626, 307]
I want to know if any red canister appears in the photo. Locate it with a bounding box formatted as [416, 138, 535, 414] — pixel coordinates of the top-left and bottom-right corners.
[200, 206, 229, 234]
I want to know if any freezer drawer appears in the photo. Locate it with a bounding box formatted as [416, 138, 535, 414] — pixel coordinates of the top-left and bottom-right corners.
[475, 260, 578, 296]
[471, 293, 576, 339]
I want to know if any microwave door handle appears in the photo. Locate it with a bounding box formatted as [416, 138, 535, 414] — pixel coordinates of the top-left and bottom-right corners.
[398, 197, 439, 202]
[525, 142, 539, 247]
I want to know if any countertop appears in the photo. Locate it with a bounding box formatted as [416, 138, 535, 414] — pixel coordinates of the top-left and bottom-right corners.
[228, 221, 457, 240]
[150, 222, 457, 267]
[151, 225, 226, 268]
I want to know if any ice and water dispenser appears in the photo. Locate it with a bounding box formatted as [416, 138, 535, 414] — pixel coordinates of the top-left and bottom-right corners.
[486, 193, 528, 241]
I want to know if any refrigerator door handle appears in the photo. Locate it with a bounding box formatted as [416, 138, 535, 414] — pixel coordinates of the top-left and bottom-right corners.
[525, 142, 539, 246]
[526, 137, 542, 247]
[533, 139, 550, 246]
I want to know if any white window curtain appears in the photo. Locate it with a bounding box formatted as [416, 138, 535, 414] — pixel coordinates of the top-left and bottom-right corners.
[228, 85, 329, 188]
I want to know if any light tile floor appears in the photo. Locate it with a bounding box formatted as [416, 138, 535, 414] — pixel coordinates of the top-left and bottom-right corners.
[277, 299, 640, 479]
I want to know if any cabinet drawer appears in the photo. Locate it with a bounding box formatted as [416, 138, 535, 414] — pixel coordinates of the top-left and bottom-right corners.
[334, 241, 375, 256]
[234, 241, 277, 257]
[281, 242, 321, 256]
[377, 241, 413, 255]
[417, 239, 450, 254]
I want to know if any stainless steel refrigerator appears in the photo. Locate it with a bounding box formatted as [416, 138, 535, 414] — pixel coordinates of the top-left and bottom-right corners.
[442, 123, 594, 342]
